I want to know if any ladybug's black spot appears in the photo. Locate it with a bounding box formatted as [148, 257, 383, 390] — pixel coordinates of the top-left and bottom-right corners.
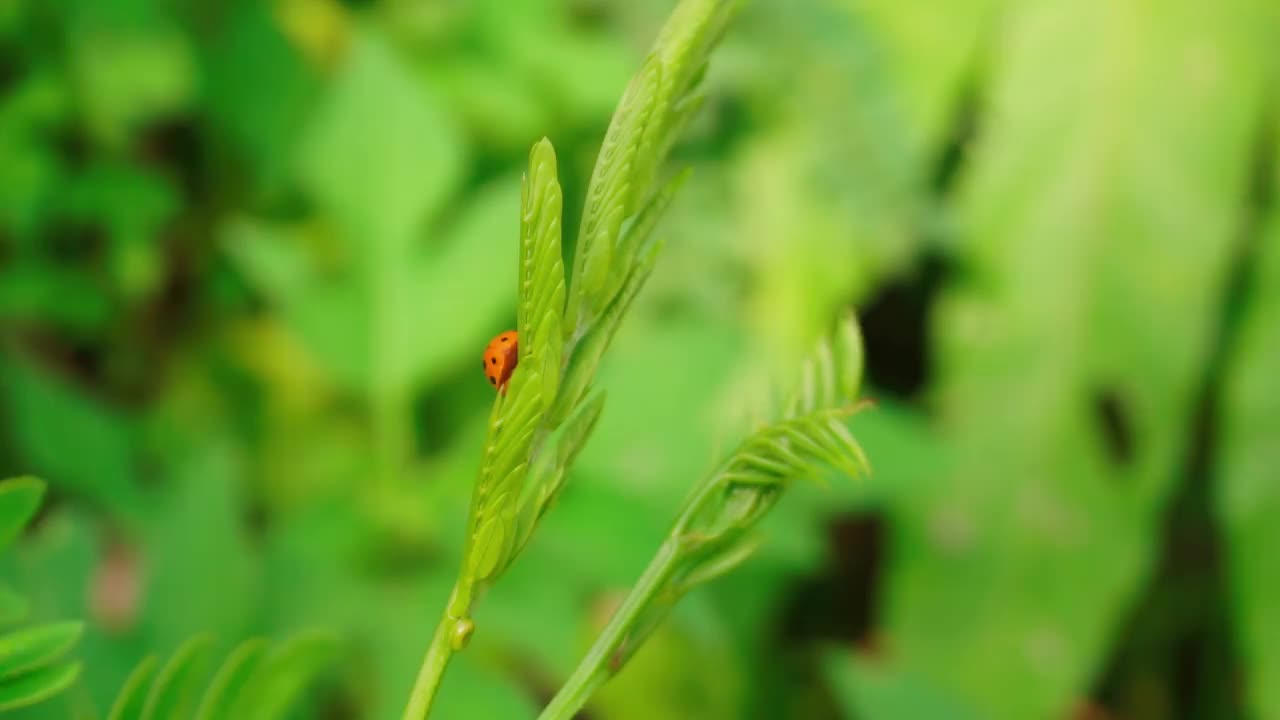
[490, 358, 497, 365]
[490, 376, 497, 385]
[500, 336, 510, 343]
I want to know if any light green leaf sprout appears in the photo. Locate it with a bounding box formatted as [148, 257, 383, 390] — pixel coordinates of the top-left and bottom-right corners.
[539, 312, 870, 720]
[402, 1, 740, 718]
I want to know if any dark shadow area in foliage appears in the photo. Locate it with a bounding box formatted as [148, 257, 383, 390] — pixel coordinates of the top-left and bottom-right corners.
[412, 348, 507, 457]
[1094, 388, 1137, 468]
[1092, 101, 1276, 720]
[782, 514, 886, 645]
[929, 62, 985, 197]
[857, 64, 980, 403]
[0, 45, 24, 94]
[750, 514, 886, 720]
[857, 254, 947, 401]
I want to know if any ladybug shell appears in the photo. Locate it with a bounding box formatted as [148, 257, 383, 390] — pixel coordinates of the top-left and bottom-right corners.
[482, 331, 519, 391]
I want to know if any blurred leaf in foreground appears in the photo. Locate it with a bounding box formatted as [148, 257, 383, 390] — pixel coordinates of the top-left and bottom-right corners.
[883, 0, 1268, 717]
[1217, 129, 1280, 720]
[0, 477, 83, 713]
[107, 631, 336, 720]
[0, 357, 142, 518]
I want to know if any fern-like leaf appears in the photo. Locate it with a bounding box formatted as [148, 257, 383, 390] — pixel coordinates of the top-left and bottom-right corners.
[110, 632, 335, 720]
[519, 139, 567, 411]
[544, 314, 870, 712]
[514, 391, 607, 554]
[0, 477, 44, 551]
[462, 139, 574, 588]
[565, 0, 740, 337]
[109, 655, 159, 720]
[140, 633, 216, 720]
[231, 630, 338, 720]
[0, 622, 84, 680]
[630, 0, 735, 216]
[467, 368, 543, 584]
[408, 5, 741, 716]
[0, 477, 83, 713]
[679, 312, 868, 550]
[193, 638, 268, 720]
[552, 238, 666, 425]
[0, 661, 82, 712]
[566, 58, 661, 329]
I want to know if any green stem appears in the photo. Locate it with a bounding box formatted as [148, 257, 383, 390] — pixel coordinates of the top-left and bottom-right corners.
[402, 584, 473, 720]
[538, 539, 683, 720]
[401, 616, 453, 720]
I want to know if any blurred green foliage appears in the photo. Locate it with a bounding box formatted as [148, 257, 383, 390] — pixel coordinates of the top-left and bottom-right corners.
[0, 0, 1276, 718]
[0, 477, 82, 713]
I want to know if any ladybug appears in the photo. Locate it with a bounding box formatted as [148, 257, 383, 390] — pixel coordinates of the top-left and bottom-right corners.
[482, 330, 519, 392]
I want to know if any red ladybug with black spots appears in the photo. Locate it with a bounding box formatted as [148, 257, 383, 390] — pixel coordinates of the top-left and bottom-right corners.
[482, 331, 518, 393]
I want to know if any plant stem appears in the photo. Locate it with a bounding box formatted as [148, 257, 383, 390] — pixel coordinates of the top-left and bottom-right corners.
[402, 582, 473, 720]
[401, 614, 454, 720]
[538, 539, 683, 720]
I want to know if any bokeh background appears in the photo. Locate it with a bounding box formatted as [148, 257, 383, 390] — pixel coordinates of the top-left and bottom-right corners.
[2, 0, 1278, 718]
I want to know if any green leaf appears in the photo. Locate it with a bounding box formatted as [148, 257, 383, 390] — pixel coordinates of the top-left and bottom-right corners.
[296, 28, 461, 245]
[882, 1, 1268, 717]
[518, 139, 567, 413]
[553, 238, 666, 425]
[194, 639, 269, 720]
[631, 0, 736, 208]
[613, 169, 689, 291]
[565, 0, 739, 331]
[0, 478, 84, 712]
[568, 56, 659, 324]
[68, 10, 194, 149]
[689, 407, 868, 547]
[516, 391, 607, 552]
[465, 352, 550, 585]
[108, 633, 334, 720]
[0, 661, 81, 712]
[0, 73, 69, 242]
[545, 314, 867, 716]
[0, 476, 45, 551]
[226, 176, 521, 396]
[407, 176, 523, 387]
[290, 26, 466, 401]
[141, 633, 215, 720]
[677, 535, 762, 592]
[0, 356, 142, 517]
[203, 0, 317, 188]
[1217, 140, 1280, 720]
[0, 262, 111, 333]
[555, 391, 607, 472]
[141, 440, 257, 650]
[108, 655, 159, 720]
[679, 315, 867, 580]
[59, 162, 178, 301]
[0, 621, 83, 679]
[231, 630, 337, 720]
[783, 309, 865, 419]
